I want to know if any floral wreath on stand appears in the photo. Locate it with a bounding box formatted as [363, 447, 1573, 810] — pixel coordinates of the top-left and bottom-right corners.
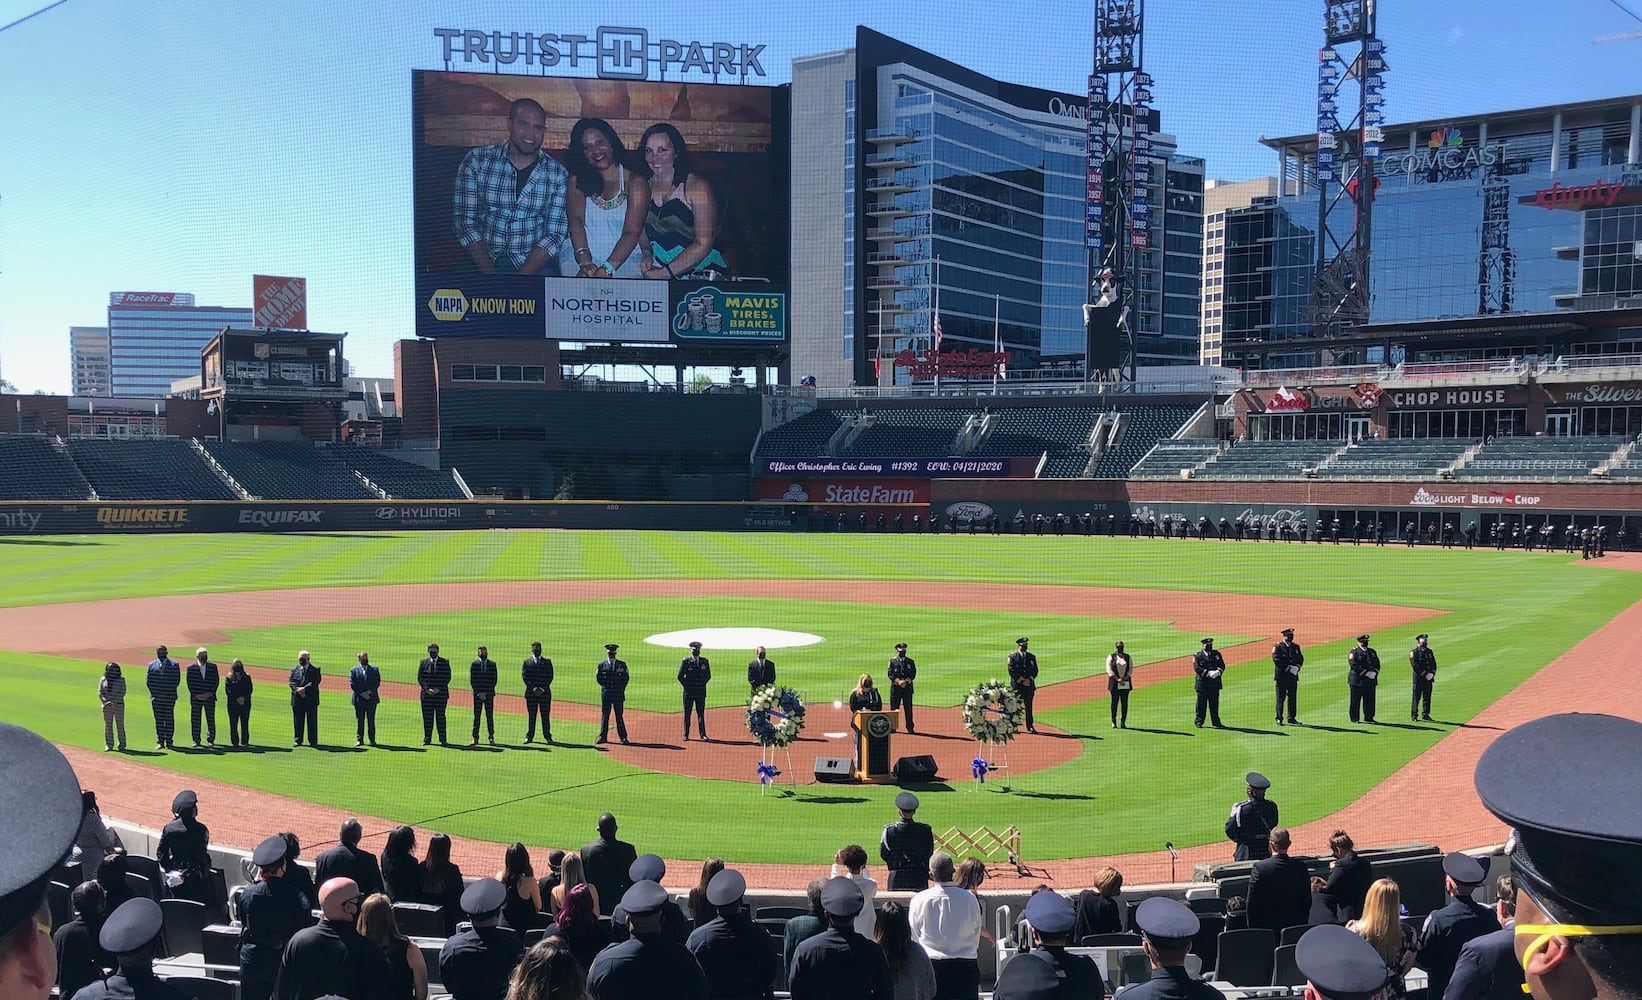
[747, 685, 806, 792]
[962, 679, 1023, 787]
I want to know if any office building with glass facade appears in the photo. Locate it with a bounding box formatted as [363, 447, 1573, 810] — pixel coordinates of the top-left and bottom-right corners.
[791, 28, 1202, 388]
[1226, 95, 1642, 366]
[69, 326, 112, 397]
[106, 292, 253, 397]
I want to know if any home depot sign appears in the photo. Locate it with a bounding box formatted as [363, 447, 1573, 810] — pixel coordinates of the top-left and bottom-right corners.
[253, 275, 308, 329]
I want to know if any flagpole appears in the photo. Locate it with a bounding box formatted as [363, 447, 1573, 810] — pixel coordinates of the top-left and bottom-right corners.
[993, 294, 1001, 394]
[932, 256, 941, 397]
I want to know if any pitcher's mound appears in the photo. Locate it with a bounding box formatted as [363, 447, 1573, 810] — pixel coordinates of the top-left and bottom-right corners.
[645, 627, 824, 649]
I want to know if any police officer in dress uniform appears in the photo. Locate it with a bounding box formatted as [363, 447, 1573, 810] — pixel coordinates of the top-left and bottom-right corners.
[239, 836, 316, 1000]
[0, 721, 84, 1000]
[991, 890, 1108, 1000]
[1418, 853, 1501, 1000]
[185, 648, 219, 748]
[1008, 637, 1040, 734]
[469, 646, 499, 747]
[587, 881, 710, 1000]
[1294, 924, 1392, 1000]
[879, 792, 935, 892]
[678, 641, 711, 742]
[596, 644, 631, 745]
[522, 642, 554, 744]
[146, 646, 180, 751]
[349, 652, 381, 748]
[1273, 628, 1304, 726]
[1112, 898, 1221, 1000]
[419, 643, 452, 746]
[69, 898, 196, 1000]
[1192, 638, 1226, 729]
[787, 878, 893, 1000]
[1410, 634, 1437, 722]
[887, 642, 917, 734]
[747, 646, 775, 694]
[439, 879, 525, 1000]
[1226, 772, 1279, 862]
[686, 869, 781, 1000]
[157, 790, 214, 908]
[1472, 712, 1642, 1000]
[609, 855, 688, 946]
[287, 651, 320, 748]
[1347, 635, 1380, 724]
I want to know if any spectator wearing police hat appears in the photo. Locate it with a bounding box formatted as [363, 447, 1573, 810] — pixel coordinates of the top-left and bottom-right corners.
[1192, 638, 1226, 730]
[1473, 713, 1642, 1000]
[1410, 635, 1437, 722]
[787, 877, 893, 1000]
[880, 793, 935, 892]
[240, 835, 317, 1000]
[1115, 898, 1221, 1000]
[580, 814, 637, 918]
[677, 642, 711, 742]
[887, 642, 917, 734]
[0, 722, 84, 1000]
[608, 856, 687, 946]
[156, 790, 215, 909]
[991, 889, 1107, 1000]
[1225, 772, 1279, 862]
[586, 881, 709, 1000]
[275, 877, 393, 1000]
[1007, 638, 1040, 734]
[440, 879, 526, 1000]
[686, 869, 781, 1000]
[1347, 635, 1381, 725]
[1443, 873, 1524, 1000]
[68, 897, 195, 1000]
[1272, 628, 1304, 727]
[595, 645, 630, 746]
[1418, 853, 1501, 1000]
[1295, 924, 1391, 1000]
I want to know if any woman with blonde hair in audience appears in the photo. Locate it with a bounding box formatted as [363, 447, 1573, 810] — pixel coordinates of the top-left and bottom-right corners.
[548, 851, 599, 916]
[687, 857, 725, 926]
[1072, 865, 1125, 942]
[358, 892, 428, 1000]
[1347, 878, 1420, 1000]
[505, 937, 589, 1000]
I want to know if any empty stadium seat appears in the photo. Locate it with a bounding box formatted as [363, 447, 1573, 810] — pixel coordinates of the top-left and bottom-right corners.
[1197, 440, 1341, 479]
[335, 449, 467, 500]
[1453, 435, 1630, 481]
[68, 439, 238, 500]
[754, 411, 846, 457]
[202, 441, 377, 500]
[0, 435, 92, 499]
[1312, 437, 1473, 479]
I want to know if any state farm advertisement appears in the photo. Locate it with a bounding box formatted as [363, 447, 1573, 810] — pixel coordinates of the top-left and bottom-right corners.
[754, 477, 929, 505]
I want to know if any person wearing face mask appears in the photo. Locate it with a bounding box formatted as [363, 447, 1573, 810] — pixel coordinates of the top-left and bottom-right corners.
[289, 651, 321, 748]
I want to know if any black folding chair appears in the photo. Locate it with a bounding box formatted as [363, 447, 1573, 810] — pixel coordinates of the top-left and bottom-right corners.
[392, 902, 446, 938]
[1280, 924, 1311, 946]
[159, 898, 210, 958]
[1188, 897, 1227, 915]
[1272, 944, 1306, 986]
[754, 905, 808, 921]
[1191, 914, 1226, 972]
[1215, 927, 1277, 987]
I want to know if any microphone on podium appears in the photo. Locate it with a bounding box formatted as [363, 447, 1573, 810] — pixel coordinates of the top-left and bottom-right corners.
[1165, 841, 1178, 883]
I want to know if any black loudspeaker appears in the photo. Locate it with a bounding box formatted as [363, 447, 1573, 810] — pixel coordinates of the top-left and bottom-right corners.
[1085, 304, 1123, 371]
[893, 754, 940, 782]
[814, 757, 855, 783]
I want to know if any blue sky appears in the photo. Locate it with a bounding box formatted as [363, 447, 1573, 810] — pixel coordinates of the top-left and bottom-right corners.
[0, 0, 1638, 393]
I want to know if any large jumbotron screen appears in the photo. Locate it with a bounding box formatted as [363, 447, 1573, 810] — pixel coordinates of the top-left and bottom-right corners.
[412, 70, 790, 344]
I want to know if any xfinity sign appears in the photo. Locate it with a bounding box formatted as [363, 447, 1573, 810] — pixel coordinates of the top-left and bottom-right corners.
[433, 26, 766, 81]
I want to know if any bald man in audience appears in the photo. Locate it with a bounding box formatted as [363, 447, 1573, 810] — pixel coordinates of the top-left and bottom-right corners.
[274, 878, 391, 1000]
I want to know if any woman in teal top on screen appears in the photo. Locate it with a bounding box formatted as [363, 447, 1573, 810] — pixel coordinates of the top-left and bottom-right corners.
[638, 123, 730, 280]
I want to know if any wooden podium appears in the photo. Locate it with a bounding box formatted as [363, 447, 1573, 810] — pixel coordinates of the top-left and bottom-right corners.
[855, 710, 899, 782]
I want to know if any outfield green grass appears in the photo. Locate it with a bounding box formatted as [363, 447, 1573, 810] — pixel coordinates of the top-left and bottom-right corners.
[1, 531, 1636, 863]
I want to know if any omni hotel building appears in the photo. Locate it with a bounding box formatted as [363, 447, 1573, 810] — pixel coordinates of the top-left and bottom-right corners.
[792, 27, 1204, 388]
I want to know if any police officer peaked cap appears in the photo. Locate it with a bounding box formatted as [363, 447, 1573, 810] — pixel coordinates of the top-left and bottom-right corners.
[895, 791, 919, 811]
[0, 722, 82, 937]
[1133, 897, 1199, 944]
[1295, 924, 1390, 1000]
[620, 879, 670, 916]
[1201, 637, 1214, 645]
[460, 877, 507, 916]
[604, 643, 619, 652]
[1357, 635, 1371, 643]
[1016, 637, 1030, 645]
[1023, 890, 1076, 935]
[252, 835, 288, 868]
[172, 789, 198, 813]
[895, 642, 908, 651]
[1476, 713, 1642, 919]
[1415, 634, 1429, 641]
[1281, 628, 1294, 636]
[1245, 772, 1271, 790]
[629, 853, 666, 883]
[100, 897, 164, 954]
[705, 869, 747, 907]
[688, 641, 702, 649]
[820, 876, 865, 917]
[1441, 852, 1485, 886]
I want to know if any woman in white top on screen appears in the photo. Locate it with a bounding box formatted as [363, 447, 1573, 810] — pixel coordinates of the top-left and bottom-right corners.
[560, 118, 650, 279]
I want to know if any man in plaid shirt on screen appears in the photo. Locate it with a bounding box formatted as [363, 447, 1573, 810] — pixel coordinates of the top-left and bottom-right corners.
[453, 97, 569, 274]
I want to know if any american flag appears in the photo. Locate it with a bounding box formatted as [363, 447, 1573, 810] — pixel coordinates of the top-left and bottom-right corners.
[933, 313, 943, 350]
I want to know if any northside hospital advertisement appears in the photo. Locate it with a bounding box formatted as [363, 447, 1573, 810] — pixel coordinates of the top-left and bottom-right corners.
[412, 69, 789, 345]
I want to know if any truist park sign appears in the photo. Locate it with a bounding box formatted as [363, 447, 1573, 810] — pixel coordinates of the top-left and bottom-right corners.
[433, 26, 767, 81]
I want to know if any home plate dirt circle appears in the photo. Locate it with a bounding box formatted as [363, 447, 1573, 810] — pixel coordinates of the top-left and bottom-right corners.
[645, 626, 825, 649]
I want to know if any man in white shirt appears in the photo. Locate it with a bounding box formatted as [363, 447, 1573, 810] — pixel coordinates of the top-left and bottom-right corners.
[830, 845, 879, 938]
[908, 852, 982, 999]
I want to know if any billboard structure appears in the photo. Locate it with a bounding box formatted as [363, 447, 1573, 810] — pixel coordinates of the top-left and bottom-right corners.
[413, 70, 790, 345]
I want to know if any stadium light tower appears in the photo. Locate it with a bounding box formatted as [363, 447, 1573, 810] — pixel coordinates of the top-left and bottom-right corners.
[1303, 0, 1387, 342]
[1084, 0, 1158, 384]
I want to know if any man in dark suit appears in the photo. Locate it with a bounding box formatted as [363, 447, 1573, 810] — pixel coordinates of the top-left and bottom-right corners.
[312, 819, 383, 899]
[581, 813, 638, 917]
[522, 642, 554, 744]
[1444, 874, 1524, 1000]
[1246, 828, 1312, 933]
[747, 646, 775, 694]
[348, 652, 381, 748]
[1321, 830, 1374, 922]
[186, 647, 220, 747]
[418, 643, 451, 746]
[469, 645, 498, 747]
[287, 651, 321, 748]
[1419, 853, 1501, 1000]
